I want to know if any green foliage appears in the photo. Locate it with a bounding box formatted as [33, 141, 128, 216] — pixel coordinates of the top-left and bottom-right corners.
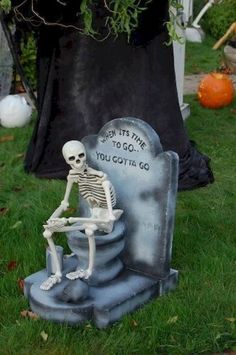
[192, 0, 206, 18]
[0, 0, 11, 13]
[79, 0, 152, 40]
[79, 0, 183, 43]
[20, 34, 37, 90]
[105, 0, 150, 40]
[203, 0, 236, 39]
[79, 0, 184, 43]
[165, 0, 185, 45]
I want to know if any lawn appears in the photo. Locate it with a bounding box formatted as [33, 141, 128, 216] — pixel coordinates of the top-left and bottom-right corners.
[185, 36, 224, 74]
[0, 97, 236, 354]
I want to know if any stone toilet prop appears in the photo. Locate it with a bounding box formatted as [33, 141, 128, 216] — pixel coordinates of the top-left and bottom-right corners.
[24, 117, 179, 328]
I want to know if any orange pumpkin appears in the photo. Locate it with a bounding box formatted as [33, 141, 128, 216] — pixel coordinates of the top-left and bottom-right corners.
[198, 72, 234, 109]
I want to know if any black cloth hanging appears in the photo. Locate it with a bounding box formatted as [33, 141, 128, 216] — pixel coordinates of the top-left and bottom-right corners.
[20, 0, 214, 190]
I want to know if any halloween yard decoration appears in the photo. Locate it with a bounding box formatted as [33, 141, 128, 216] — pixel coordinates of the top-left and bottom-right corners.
[224, 41, 236, 74]
[0, 95, 32, 127]
[213, 22, 236, 50]
[24, 117, 179, 328]
[198, 73, 234, 109]
[8, 0, 214, 190]
[41, 140, 123, 291]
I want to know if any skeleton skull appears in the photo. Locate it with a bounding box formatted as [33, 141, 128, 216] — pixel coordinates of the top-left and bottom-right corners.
[62, 140, 86, 171]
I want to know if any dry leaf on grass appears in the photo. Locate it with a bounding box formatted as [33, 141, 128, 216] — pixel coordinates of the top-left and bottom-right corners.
[7, 260, 17, 271]
[130, 319, 138, 327]
[12, 186, 23, 192]
[17, 278, 24, 291]
[20, 310, 39, 320]
[66, 207, 76, 213]
[40, 331, 48, 342]
[225, 317, 236, 323]
[10, 221, 22, 229]
[0, 135, 15, 143]
[167, 316, 178, 324]
[0, 207, 9, 215]
[15, 153, 25, 159]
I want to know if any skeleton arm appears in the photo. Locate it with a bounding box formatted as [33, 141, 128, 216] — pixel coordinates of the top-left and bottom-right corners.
[102, 180, 116, 221]
[86, 166, 106, 178]
[86, 168, 116, 220]
[47, 171, 77, 222]
[61, 172, 77, 207]
[86, 167, 114, 218]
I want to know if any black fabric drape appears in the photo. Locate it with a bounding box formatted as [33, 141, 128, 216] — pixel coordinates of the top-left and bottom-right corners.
[22, 0, 214, 190]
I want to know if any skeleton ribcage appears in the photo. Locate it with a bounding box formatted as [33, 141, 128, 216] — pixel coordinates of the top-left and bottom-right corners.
[78, 173, 116, 209]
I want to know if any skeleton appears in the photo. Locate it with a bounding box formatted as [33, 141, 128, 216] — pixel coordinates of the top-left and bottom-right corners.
[40, 140, 123, 291]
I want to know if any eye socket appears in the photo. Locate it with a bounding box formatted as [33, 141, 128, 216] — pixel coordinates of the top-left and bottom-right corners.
[79, 153, 85, 158]
[68, 156, 75, 161]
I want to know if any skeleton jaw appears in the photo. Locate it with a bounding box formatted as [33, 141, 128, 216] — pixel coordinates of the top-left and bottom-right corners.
[69, 162, 87, 173]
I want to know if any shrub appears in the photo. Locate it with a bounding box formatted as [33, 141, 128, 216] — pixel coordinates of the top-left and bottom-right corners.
[192, 0, 206, 18]
[203, 0, 236, 40]
[20, 34, 37, 91]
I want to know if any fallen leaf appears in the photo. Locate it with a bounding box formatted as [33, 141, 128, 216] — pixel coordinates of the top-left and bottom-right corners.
[66, 207, 76, 213]
[130, 319, 138, 327]
[12, 186, 23, 192]
[230, 109, 236, 115]
[22, 203, 31, 208]
[0, 135, 15, 143]
[167, 316, 178, 325]
[225, 317, 236, 323]
[15, 153, 25, 159]
[0, 207, 9, 215]
[7, 260, 17, 271]
[17, 278, 24, 291]
[20, 310, 39, 320]
[10, 221, 22, 229]
[40, 331, 48, 342]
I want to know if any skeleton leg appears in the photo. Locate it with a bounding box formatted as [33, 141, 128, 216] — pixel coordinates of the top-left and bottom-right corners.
[85, 228, 96, 278]
[66, 224, 97, 280]
[40, 229, 62, 290]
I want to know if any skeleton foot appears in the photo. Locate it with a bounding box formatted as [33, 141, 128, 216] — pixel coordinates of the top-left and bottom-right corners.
[66, 269, 92, 280]
[40, 274, 62, 290]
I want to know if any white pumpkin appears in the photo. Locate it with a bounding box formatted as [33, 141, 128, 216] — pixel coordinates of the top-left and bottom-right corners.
[0, 95, 32, 128]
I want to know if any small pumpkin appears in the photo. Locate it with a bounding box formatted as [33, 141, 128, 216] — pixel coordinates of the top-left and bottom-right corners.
[198, 72, 234, 109]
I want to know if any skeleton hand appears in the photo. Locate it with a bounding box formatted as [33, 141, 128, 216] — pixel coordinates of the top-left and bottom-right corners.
[48, 217, 67, 225]
[108, 213, 116, 222]
[46, 218, 67, 232]
[67, 173, 79, 181]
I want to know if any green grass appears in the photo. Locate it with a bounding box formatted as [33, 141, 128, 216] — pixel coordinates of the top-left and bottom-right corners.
[185, 36, 223, 75]
[0, 98, 236, 354]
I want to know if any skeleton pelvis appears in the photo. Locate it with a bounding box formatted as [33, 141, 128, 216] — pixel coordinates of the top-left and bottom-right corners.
[91, 208, 123, 233]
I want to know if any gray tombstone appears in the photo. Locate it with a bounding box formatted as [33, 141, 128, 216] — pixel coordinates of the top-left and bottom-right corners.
[24, 117, 179, 328]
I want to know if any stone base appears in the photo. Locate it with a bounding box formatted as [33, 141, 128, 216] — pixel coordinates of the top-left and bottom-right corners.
[24, 256, 178, 328]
